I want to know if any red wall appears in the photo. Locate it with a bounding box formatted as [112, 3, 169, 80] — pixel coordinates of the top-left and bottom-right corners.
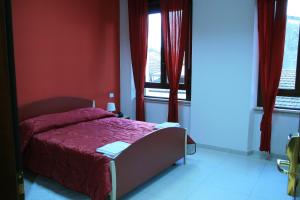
[12, 0, 120, 110]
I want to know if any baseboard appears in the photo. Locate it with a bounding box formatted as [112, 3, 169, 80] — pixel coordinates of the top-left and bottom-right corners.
[197, 143, 287, 160]
[197, 144, 252, 155]
[251, 150, 287, 160]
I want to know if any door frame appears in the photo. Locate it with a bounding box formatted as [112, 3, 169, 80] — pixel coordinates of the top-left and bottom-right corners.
[0, 0, 23, 199]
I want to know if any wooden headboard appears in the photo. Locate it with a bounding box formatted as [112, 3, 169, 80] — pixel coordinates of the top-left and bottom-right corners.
[18, 97, 94, 121]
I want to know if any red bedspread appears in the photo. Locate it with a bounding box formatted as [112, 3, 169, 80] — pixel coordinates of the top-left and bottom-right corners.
[20, 108, 155, 200]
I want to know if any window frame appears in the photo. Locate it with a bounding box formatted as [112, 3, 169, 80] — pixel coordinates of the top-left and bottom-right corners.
[257, 23, 300, 109]
[144, 0, 192, 101]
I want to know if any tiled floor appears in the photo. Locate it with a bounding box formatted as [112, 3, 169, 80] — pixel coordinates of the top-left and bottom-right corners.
[24, 147, 293, 200]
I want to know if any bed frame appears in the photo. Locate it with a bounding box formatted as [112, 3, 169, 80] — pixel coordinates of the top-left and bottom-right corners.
[19, 97, 187, 200]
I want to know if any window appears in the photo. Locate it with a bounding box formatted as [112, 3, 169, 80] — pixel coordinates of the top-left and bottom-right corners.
[144, 0, 192, 101]
[258, 0, 300, 109]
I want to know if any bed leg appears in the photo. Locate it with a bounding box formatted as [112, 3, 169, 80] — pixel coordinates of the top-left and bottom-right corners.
[110, 161, 117, 200]
[184, 131, 187, 165]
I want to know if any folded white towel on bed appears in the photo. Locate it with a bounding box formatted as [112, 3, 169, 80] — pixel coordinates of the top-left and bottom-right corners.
[154, 122, 181, 130]
[96, 141, 130, 159]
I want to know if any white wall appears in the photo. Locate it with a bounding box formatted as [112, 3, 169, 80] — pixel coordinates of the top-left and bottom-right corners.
[145, 99, 191, 130]
[251, 110, 299, 155]
[119, 0, 298, 156]
[190, 0, 257, 152]
[120, 0, 135, 118]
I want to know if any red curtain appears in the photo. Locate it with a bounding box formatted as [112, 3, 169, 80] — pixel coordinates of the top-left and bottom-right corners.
[258, 0, 287, 152]
[160, 0, 189, 122]
[128, 0, 148, 121]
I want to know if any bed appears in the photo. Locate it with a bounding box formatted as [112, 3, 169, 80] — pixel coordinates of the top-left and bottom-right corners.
[19, 97, 186, 200]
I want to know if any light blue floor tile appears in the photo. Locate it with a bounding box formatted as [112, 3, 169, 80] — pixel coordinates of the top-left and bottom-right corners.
[24, 147, 291, 200]
[186, 185, 249, 200]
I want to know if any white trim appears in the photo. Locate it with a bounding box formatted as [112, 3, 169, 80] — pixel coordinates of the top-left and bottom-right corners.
[197, 144, 287, 160]
[92, 100, 96, 108]
[251, 150, 287, 160]
[254, 107, 300, 114]
[197, 144, 252, 156]
[144, 97, 191, 106]
[110, 161, 117, 200]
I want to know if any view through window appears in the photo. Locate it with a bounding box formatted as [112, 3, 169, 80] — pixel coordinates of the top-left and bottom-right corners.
[145, 13, 161, 84]
[145, 11, 191, 100]
[274, 0, 300, 109]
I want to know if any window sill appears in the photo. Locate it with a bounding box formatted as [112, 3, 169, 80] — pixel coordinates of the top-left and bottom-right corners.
[254, 107, 300, 114]
[144, 96, 191, 106]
